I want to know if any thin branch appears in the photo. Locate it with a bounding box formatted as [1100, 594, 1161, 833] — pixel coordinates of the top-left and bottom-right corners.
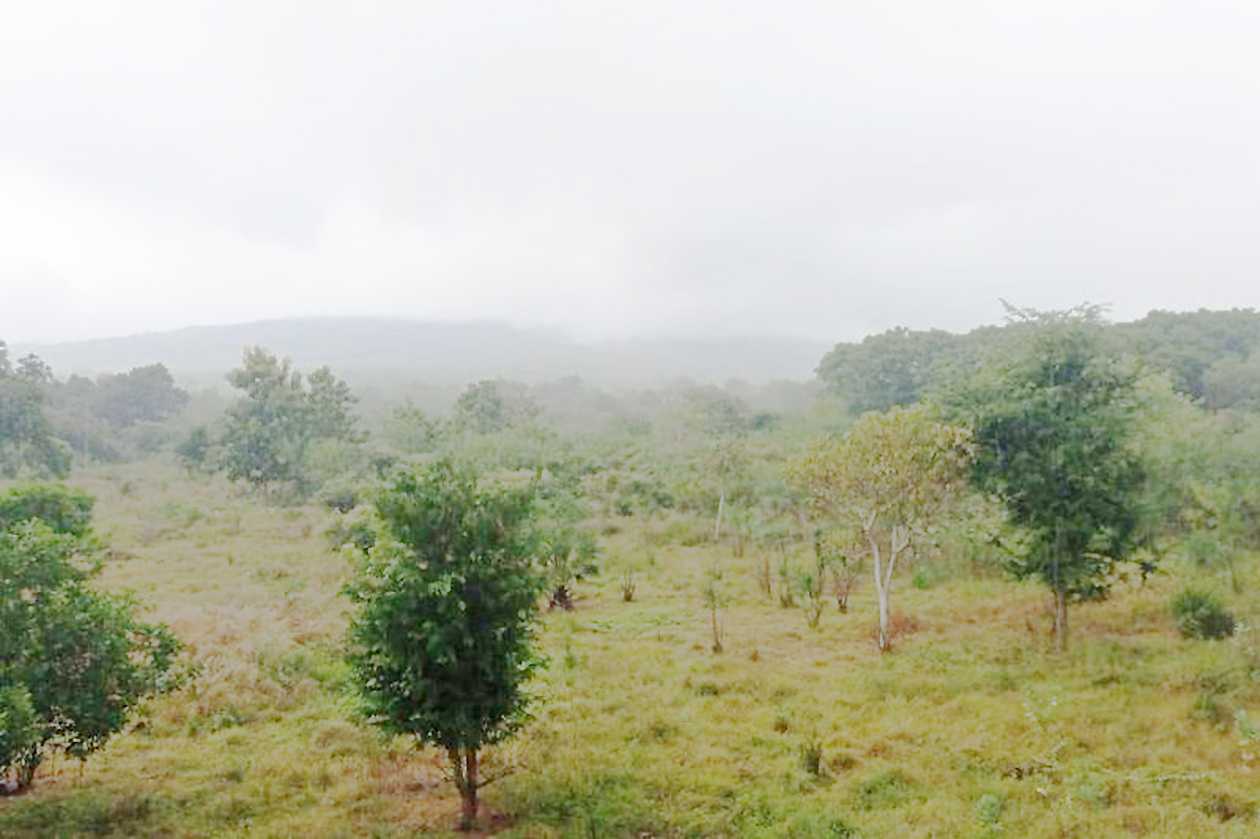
[475, 766, 518, 789]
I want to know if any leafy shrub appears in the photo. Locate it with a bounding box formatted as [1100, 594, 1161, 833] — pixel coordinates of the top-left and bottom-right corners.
[0, 484, 94, 538]
[325, 515, 376, 555]
[798, 568, 827, 629]
[174, 426, 212, 474]
[320, 484, 359, 514]
[976, 792, 1003, 825]
[0, 686, 38, 787]
[1172, 588, 1236, 639]
[854, 769, 916, 810]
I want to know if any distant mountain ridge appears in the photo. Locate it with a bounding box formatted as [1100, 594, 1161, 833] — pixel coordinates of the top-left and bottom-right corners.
[14, 318, 828, 387]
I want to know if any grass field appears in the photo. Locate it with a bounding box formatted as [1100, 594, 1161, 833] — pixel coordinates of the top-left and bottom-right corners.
[2, 460, 1259, 837]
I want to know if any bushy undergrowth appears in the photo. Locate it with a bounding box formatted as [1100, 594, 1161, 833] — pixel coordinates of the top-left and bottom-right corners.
[1172, 588, 1237, 640]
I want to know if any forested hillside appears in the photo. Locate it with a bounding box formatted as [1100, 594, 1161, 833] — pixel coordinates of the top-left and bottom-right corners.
[16, 319, 828, 388]
[818, 307, 1260, 413]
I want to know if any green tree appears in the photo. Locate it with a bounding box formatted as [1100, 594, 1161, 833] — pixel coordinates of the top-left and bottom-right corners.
[678, 387, 753, 541]
[1113, 308, 1260, 400]
[344, 462, 547, 830]
[817, 327, 959, 413]
[453, 379, 539, 434]
[220, 348, 361, 495]
[306, 366, 364, 442]
[92, 364, 189, 428]
[706, 436, 749, 541]
[382, 404, 443, 454]
[14, 354, 53, 386]
[174, 426, 212, 475]
[0, 343, 69, 479]
[957, 307, 1147, 651]
[793, 406, 972, 651]
[1203, 353, 1260, 411]
[0, 501, 179, 791]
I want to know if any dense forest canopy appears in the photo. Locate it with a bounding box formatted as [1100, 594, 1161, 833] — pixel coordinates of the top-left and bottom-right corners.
[818, 307, 1260, 413]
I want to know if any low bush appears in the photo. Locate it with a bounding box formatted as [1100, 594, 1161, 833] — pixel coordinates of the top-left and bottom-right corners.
[1171, 588, 1236, 640]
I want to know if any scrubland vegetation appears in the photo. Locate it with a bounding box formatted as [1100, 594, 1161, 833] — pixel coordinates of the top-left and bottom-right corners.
[3, 306, 1260, 837]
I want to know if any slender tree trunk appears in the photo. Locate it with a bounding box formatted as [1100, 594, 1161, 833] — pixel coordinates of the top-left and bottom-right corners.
[870, 523, 909, 653]
[875, 575, 891, 651]
[462, 750, 478, 830]
[450, 748, 479, 831]
[713, 488, 725, 541]
[1050, 529, 1067, 653]
[867, 523, 892, 652]
[710, 602, 723, 653]
[1053, 587, 1068, 653]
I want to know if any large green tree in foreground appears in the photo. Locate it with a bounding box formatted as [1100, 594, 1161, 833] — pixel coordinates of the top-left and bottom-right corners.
[956, 306, 1147, 651]
[344, 462, 547, 830]
[0, 488, 179, 792]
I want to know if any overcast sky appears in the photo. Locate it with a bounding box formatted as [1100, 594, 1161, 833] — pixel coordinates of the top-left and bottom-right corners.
[3, 2, 1260, 345]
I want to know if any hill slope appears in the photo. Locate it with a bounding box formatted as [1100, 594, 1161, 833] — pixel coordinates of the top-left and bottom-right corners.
[14, 319, 828, 387]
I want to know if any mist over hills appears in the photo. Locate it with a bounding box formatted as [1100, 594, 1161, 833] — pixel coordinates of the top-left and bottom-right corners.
[13, 318, 830, 388]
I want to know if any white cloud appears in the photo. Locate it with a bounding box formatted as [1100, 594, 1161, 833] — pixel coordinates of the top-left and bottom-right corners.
[2, 1, 1259, 344]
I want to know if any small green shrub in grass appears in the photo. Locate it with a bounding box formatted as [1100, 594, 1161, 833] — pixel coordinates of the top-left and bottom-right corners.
[976, 792, 1003, 825]
[1171, 588, 1236, 640]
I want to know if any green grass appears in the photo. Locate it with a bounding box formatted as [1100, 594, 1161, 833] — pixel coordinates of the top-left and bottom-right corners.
[3, 460, 1260, 836]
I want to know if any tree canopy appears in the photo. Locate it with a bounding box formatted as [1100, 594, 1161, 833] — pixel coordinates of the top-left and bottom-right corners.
[219, 347, 361, 494]
[955, 308, 1147, 650]
[344, 461, 548, 829]
[793, 405, 972, 650]
[0, 489, 179, 791]
[0, 342, 69, 479]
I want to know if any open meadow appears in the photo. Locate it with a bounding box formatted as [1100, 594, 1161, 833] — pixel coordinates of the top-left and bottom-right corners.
[2, 458, 1258, 838]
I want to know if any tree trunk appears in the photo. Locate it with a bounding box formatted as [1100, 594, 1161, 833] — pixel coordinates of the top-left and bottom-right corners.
[713, 488, 725, 541]
[461, 750, 479, 830]
[450, 748, 479, 831]
[1053, 587, 1068, 653]
[867, 524, 891, 652]
[870, 523, 908, 653]
[876, 578, 891, 652]
[710, 603, 723, 653]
